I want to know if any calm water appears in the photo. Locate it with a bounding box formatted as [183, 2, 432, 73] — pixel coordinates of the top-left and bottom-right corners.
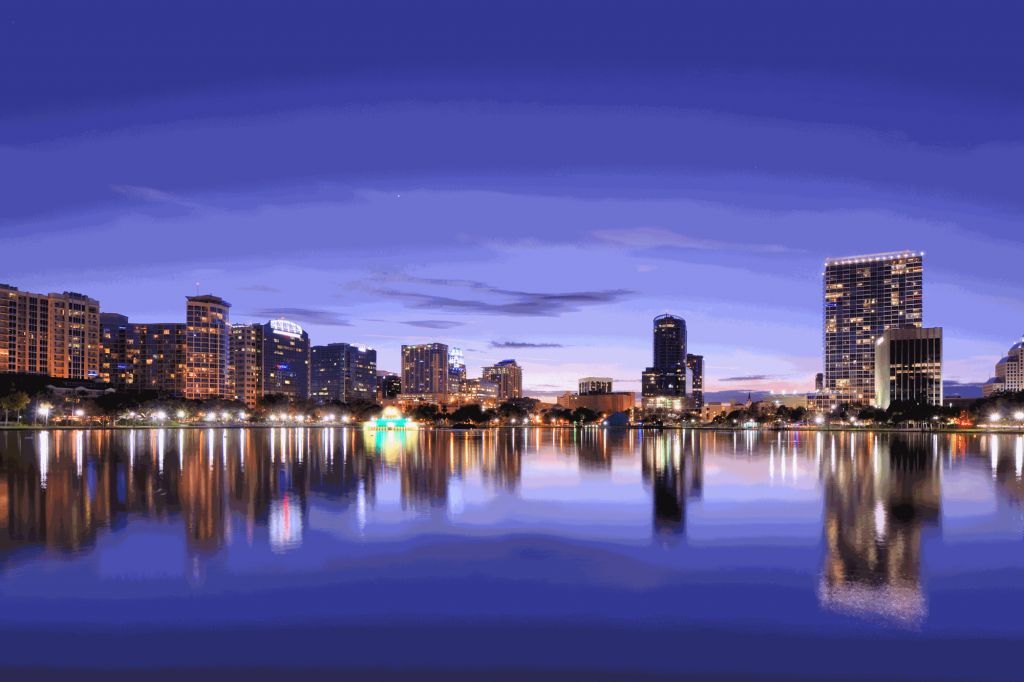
[1, 427, 1023, 679]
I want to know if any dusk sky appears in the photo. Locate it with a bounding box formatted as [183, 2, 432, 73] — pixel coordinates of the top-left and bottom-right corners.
[3, 2, 1023, 399]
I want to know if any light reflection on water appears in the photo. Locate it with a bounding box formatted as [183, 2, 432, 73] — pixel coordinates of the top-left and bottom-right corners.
[1, 428, 1023, 646]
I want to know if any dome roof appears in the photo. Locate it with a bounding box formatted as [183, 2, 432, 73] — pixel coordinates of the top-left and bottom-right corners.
[1011, 337, 1024, 352]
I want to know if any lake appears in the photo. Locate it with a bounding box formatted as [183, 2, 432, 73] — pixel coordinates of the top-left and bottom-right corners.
[1, 427, 1022, 680]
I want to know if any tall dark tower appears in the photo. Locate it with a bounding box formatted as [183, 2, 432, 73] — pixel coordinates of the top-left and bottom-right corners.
[653, 314, 687, 370]
[643, 314, 689, 410]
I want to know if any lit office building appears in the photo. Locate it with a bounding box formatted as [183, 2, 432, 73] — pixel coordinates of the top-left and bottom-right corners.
[642, 314, 689, 410]
[100, 313, 140, 389]
[823, 251, 924, 405]
[261, 319, 310, 401]
[874, 327, 943, 409]
[402, 343, 449, 395]
[185, 295, 232, 400]
[230, 323, 263, 408]
[483, 359, 522, 400]
[448, 347, 466, 388]
[1, 284, 101, 379]
[311, 342, 377, 403]
[460, 378, 499, 405]
[377, 371, 402, 400]
[983, 335, 1024, 397]
[134, 322, 187, 395]
[686, 354, 704, 410]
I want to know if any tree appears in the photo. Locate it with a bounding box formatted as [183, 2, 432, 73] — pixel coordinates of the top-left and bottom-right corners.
[1, 391, 30, 426]
[409, 403, 440, 423]
[570, 407, 599, 424]
[451, 404, 488, 424]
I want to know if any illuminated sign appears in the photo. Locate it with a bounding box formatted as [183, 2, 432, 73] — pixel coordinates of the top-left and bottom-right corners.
[278, 364, 290, 370]
[270, 319, 303, 338]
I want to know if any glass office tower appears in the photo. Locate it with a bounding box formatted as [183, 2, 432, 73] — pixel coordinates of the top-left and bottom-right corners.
[874, 327, 943, 410]
[823, 251, 923, 405]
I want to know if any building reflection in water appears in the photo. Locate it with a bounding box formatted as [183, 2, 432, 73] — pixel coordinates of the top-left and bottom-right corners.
[818, 433, 941, 628]
[642, 429, 703, 542]
[2, 427, 1023, 624]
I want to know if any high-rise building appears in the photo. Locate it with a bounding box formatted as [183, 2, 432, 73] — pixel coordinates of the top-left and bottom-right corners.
[874, 327, 943, 409]
[133, 322, 187, 395]
[685, 354, 704, 410]
[311, 342, 377, 403]
[460, 378, 499, 405]
[642, 314, 689, 410]
[983, 334, 1024, 397]
[579, 377, 613, 395]
[100, 313, 140, 389]
[823, 251, 924, 405]
[185, 295, 231, 400]
[230, 323, 263, 408]
[402, 343, 449, 395]
[815, 373, 824, 392]
[260, 319, 310, 401]
[448, 347, 466, 388]
[483, 359, 522, 401]
[1, 284, 101, 380]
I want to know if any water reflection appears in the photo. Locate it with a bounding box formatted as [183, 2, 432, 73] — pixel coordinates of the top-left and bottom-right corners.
[1, 428, 1023, 630]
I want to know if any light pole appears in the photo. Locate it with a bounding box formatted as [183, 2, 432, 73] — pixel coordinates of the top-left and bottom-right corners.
[38, 405, 50, 427]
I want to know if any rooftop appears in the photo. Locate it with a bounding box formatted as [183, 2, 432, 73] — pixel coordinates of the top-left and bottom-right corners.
[825, 251, 923, 266]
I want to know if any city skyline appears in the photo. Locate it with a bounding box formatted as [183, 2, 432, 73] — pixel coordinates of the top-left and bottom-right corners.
[5, 6, 1023, 403]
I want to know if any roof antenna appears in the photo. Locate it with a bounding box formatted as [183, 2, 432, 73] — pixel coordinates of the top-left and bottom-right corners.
[196, 282, 200, 295]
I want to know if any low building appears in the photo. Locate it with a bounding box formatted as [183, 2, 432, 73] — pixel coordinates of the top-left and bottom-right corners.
[702, 400, 738, 422]
[764, 394, 809, 410]
[461, 378, 499, 405]
[558, 391, 635, 414]
[874, 327, 943, 409]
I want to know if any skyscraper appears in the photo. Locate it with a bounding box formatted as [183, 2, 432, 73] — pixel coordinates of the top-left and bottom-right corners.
[185, 295, 231, 400]
[311, 342, 377, 403]
[261, 319, 310, 401]
[874, 327, 943, 409]
[448, 347, 466, 388]
[685, 354, 704, 410]
[1, 284, 101, 380]
[483, 359, 523, 400]
[642, 314, 689, 410]
[982, 334, 1024, 397]
[402, 343, 449, 395]
[823, 251, 923, 405]
[230, 323, 263, 408]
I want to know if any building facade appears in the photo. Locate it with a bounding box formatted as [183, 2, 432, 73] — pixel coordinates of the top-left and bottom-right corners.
[642, 314, 689, 410]
[579, 377, 613, 395]
[100, 313, 139, 389]
[448, 347, 466, 388]
[311, 342, 377, 403]
[1, 284, 101, 380]
[874, 327, 943, 409]
[823, 252, 924, 406]
[983, 334, 1024, 397]
[261, 319, 310, 401]
[483, 359, 523, 400]
[230, 323, 263, 408]
[377, 371, 402, 400]
[185, 295, 232, 400]
[460, 378, 499, 405]
[402, 343, 449, 395]
[686, 354, 704, 410]
[557, 391, 635, 414]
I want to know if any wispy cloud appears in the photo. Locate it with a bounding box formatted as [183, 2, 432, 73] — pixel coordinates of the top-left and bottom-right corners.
[238, 284, 282, 293]
[109, 184, 201, 209]
[719, 374, 784, 382]
[403, 320, 465, 329]
[348, 273, 637, 317]
[489, 341, 563, 349]
[595, 227, 790, 253]
[249, 307, 353, 327]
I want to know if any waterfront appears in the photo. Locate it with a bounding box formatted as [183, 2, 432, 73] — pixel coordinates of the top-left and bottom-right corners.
[1, 427, 1023, 680]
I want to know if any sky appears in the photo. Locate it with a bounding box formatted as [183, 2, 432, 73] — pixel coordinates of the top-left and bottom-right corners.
[3, 2, 1023, 399]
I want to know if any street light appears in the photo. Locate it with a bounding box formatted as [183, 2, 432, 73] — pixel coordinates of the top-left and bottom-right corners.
[156, 411, 167, 421]
[990, 413, 1001, 424]
[177, 410, 186, 421]
[38, 405, 50, 426]
[74, 409, 84, 417]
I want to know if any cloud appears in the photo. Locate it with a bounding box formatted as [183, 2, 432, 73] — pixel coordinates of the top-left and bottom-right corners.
[249, 307, 353, 327]
[348, 273, 638, 317]
[638, 264, 658, 272]
[489, 341, 563, 348]
[719, 374, 783, 382]
[403, 320, 466, 329]
[237, 284, 282, 293]
[595, 227, 790, 253]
